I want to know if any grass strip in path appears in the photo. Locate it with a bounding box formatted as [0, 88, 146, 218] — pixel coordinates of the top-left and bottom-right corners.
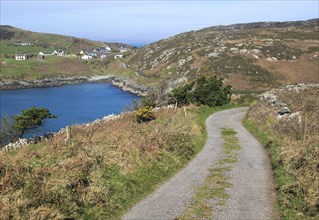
[178, 128, 240, 220]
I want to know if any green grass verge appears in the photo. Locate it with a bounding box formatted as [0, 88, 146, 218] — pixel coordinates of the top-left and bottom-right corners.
[242, 117, 311, 220]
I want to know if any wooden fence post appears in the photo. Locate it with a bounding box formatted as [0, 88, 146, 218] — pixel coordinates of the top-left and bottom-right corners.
[66, 126, 72, 148]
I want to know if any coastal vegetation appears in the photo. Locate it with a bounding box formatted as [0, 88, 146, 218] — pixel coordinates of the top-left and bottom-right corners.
[244, 86, 319, 219]
[0, 103, 239, 219]
[1, 18, 318, 219]
[0, 107, 56, 145]
[169, 76, 232, 107]
[12, 107, 57, 137]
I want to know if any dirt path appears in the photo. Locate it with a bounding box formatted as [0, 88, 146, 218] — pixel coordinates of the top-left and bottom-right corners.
[122, 107, 277, 220]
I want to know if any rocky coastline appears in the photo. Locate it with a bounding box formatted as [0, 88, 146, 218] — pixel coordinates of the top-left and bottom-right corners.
[0, 75, 150, 96]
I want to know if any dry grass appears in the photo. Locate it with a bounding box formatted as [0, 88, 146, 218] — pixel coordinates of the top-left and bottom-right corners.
[257, 56, 319, 85]
[0, 105, 224, 219]
[245, 87, 319, 219]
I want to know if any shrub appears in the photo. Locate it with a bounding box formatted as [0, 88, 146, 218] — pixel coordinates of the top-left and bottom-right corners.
[13, 106, 57, 137]
[169, 76, 232, 107]
[169, 82, 194, 107]
[135, 106, 156, 123]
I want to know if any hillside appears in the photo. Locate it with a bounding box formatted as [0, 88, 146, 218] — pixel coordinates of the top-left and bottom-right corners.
[0, 26, 137, 83]
[1, 19, 318, 93]
[0, 25, 133, 55]
[121, 18, 319, 91]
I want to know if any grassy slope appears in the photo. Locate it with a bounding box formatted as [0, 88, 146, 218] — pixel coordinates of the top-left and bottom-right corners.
[0, 56, 105, 81]
[243, 88, 319, 219]
[122, 19, 319, 91]
[0, 26, 137, 82]
[0, 26, 104, 55]
[0, 104, 239, 219]
[1, 21, 318, 90]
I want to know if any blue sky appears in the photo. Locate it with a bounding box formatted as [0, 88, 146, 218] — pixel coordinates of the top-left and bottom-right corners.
[1, 1, 318, 45]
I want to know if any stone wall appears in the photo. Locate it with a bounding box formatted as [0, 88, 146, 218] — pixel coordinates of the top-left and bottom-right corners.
[259, 83, 319, 122]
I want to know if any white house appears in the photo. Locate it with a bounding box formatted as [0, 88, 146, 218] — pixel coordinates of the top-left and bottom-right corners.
[100, 54, 108, 59]
[53, 49, 65, 56]
[81, 55, 93, 60]
[38, 51, 52, 56]
[18, 42, 34, 46]
[114, 54, 123, 59]
[15, 54, 27, 60]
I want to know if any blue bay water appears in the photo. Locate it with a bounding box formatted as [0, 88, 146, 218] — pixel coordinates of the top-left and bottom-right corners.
[0, 83, 139, 136]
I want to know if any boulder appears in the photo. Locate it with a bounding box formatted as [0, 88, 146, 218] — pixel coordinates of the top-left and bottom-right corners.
[239, 49, 247, 54]
[208, 52, 219, 58]
[278, 107, 291, 115]
[179, 59, 186, 66]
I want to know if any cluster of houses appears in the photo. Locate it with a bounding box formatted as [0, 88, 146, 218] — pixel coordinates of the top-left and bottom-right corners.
[15, 49, 65, 60]
[80, 46, 111, 60]
[14, 44, 129, 61]
[79, 46, 129, 60]
[15, 41, 34, 46]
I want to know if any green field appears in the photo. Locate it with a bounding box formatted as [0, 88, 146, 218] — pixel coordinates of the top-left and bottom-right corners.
[0, 56, 102, 81]
[0, 42, 54, 56]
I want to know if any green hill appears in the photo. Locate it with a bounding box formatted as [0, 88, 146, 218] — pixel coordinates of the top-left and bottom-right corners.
[0, 26, 135, 81]
[1, 19, 318, 92]
[121, 18, 319, 92]
[0, 25, 132, 55]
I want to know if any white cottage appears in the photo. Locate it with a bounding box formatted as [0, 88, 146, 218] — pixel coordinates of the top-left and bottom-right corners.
[114, 54, 123, 59]
[53, 49, 65, 56]
[100, 54, 108, 59]
[81, 55, 93, 60]
[15, 54, 27, 60]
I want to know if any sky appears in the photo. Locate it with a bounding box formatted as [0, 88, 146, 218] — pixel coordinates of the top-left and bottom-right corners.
[1, 1, 318, 45]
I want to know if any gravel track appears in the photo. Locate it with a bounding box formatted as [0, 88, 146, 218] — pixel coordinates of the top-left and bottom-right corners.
[123, 107, 277, 220]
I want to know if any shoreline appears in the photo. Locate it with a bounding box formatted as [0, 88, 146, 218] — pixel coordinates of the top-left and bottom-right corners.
[0, 75, 150, 96]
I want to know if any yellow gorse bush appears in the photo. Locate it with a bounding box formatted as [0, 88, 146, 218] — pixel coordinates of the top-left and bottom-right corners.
[135, 106, 156, 123]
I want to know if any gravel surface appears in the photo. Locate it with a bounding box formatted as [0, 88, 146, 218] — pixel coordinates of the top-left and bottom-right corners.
[122, 107, 277, 220]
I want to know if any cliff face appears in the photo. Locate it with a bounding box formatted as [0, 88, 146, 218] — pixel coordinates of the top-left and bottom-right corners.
[0, 75, 150, 96]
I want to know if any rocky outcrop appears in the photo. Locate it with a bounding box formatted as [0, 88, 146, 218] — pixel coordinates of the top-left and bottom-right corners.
[108, 76, 150, 96]
[0, 75, 151, 96]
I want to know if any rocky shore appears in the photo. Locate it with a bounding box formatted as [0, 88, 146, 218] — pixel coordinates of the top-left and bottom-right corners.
[0, 75, 150, 96]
